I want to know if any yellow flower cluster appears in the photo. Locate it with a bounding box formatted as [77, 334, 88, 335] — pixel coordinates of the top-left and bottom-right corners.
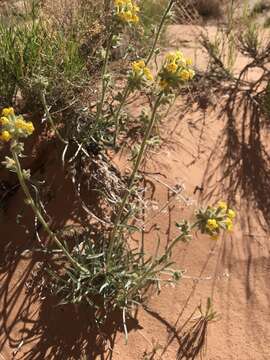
[159, 51, 195, 91]
[206, 219, 219, 231]
[15, 118, 35, 135]
[128, 59, 154, 90]
[217, 201, 235, 233]
[196, 201, 236, 240]
[0, 107, 35, 143]
[0, 130, 12, 142]
[114, 0, 140, 24]
[131, 60, 153, 81]
[2, 107, 15, 117]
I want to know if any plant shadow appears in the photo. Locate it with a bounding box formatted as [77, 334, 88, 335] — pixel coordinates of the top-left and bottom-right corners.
[0, 135, 138, 359]
[18, 297, 141, 360]
[0, 252, 141, 360]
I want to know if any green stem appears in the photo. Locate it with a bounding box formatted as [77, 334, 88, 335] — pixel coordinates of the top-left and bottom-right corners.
[95, 33, 113, 128]
[40, 92, 68, 145]
[107, 93, 163, 262]
[166, 221, 199, 255]
[11, 148, 87, 273]
[127, 221, 199, 298]
[145, 0, 175, 66]
[113, 85, 130, 147]
[165, 233, 185, 255]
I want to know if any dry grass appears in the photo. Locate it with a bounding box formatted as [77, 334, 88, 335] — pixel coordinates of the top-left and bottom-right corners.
[174, 0, 223, 24]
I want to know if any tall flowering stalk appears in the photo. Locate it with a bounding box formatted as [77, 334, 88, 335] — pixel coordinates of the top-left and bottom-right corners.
[40, 91, 68, 145]
[108, 50, 195, 263]
[1, 108, 87, 273]
[95, 33, 113, 126]
[113, 59, 154, 146]
[145, 0, 175, 65]
[108, 92, 163, 262]
[112, 0, 176, 147]
[94, 0, 140, 135]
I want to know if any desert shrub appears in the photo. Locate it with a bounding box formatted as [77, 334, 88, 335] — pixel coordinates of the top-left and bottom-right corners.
[0, 19, 87, 103]
[122, 0, 171, 61]
[174, 0, 223, 23]
[0, 0, 101, 108]
[194, 0, 222, 19]
[0, 0, 236, 342]
[140, 0, 169, 32]
[251, 0, 270, 15]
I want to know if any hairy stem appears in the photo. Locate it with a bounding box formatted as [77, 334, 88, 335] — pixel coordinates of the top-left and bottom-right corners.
[40, 91, 68, 145]
[12, 148, 87, 273]
[145, 0, 175, 65]
[166, 221, 199, 255]
[107, 93, 163, 263]
[113, 85, 130, 147]
[95, 33, 113, 128]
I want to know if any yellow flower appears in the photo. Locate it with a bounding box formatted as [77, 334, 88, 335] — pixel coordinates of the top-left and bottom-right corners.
[132, 60, 145, 73]
[25, 121, 35, 135]
[218, 201, 227, 211]
[124, 10, 132, 20]
[225, 217, 233, 231]
[178, 69, 190, 81]
[227, 209, 236, 219]
[188, 69, 195, 79]
[211, 235, 219, 241]
[175, 50, 184, 60]
[166, 62, 178, 73]
[206, 218, 219, 231]
[2, 107, 15, 117]
[143, 68, 153, 81]
[166, 52, 177, 63]
[160, 51, 195, 91]
[0, 130, 12, 142]
[131, 14, 139, 23]
[15, 118, 35, 135]
[131, 60, 153, 82]
[115, 0, 139, 24]
[15, 118, 26, 130]
[186, 58, 193, 66]
[0, 116, 10, 125]
[159, 79, 169, 90]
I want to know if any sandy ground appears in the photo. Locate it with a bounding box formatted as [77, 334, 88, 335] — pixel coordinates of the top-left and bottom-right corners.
[1, 24, 270, 360]
[111, 96, 270, 360]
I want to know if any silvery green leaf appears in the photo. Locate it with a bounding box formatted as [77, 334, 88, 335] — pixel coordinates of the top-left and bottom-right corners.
[22, 169, 31, 180]
[2, 156, 16, 170]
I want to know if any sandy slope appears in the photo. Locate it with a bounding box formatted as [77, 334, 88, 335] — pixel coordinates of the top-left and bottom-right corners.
[111, 25, 270, 360]
[111, 100, 270, 360]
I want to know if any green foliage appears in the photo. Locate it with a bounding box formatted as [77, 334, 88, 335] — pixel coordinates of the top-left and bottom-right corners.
[140, 0, 169, 33]
[1, 1, 234, 350]
[0, 0, 89, 106]
[127, 0, 169, 56]
[48, 233, 181, 325]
